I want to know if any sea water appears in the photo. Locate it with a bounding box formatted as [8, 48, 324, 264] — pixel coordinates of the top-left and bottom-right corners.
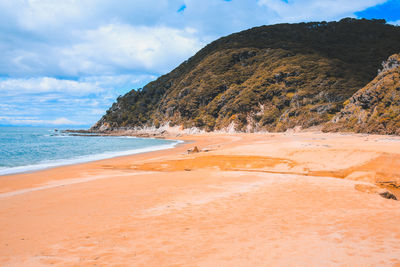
[0, 127, 180, 175]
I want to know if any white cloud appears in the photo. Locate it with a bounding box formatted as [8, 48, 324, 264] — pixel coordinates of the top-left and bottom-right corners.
[0, 0, 390, 78]
[0, 0, 205, 77]
[0, 74, 157, 126]
[0, 0, 173, 32]
[257, 0, 387, 23]
[0, 77, 101, 95]
[60, 24, 204, 75]
[389, 20, 400, 25]
[0, 23, 204, 77]
[0, 74, 155, 96]
[16, 0, 85, 31]
[0, 116, 84, 126]
[51, 118, 83, 125]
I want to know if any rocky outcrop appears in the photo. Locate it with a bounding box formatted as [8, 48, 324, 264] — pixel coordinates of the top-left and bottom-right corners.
[323, 54, 400, 135]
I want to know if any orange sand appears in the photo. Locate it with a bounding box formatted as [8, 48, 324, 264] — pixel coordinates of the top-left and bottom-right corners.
[0, 132, 400, 266]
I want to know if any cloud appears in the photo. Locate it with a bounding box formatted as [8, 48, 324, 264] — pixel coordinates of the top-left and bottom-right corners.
[0, 0, 204, 77]
[60, 24, 204, 76]
[0, 74, 155, 96]
[0, 0, 391, 78]
[0, 0, 175, 33]
[257, 0, 387, 23]
[0, 77, 101, 95]
[0, 24, 203, 77]
[51, 118, 83, 125]
[0, 74, 156, 126]
[0, 116, 84, 126]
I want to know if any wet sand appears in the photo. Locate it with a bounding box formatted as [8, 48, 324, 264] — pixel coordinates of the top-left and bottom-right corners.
[0, 132, 400, 266]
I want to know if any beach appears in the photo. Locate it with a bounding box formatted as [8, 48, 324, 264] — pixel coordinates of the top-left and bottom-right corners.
[1, 131, 400, 266]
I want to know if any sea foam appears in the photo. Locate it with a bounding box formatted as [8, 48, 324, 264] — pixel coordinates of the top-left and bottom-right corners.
[0, 141, 181, 176]
[0, 127, 182, 176]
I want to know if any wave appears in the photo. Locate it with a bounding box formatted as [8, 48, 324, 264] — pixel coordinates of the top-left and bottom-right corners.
[0, 140, 182, 176]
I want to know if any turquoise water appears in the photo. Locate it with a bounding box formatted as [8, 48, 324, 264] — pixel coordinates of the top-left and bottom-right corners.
[0, 127, 179, 175]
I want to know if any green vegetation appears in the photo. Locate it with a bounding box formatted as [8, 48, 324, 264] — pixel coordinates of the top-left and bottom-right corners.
[92, 18, 400, 132]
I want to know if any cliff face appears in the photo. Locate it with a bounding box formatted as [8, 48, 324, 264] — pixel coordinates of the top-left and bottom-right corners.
[323, 54, 400, 135]
[92, 18, 400, 133]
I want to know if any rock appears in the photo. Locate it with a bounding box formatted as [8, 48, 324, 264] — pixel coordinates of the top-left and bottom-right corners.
[354, 184, 397, 201]
[380, 53, 400, 73]
[99, 122, 112, 132]
[187, 146, 200, 154]
[379, 191, 397, 200]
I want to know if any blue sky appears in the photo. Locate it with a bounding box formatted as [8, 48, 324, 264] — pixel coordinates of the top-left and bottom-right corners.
[0, 0, 398, 127]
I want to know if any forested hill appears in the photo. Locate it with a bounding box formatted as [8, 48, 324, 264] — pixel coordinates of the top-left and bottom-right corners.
[91, 18, 400, 132]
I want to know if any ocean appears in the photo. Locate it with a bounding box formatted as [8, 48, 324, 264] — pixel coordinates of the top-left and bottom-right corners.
[0, 127, 180, 176]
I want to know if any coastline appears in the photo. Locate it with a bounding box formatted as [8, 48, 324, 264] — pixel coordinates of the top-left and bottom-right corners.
[1, 131, 400, 266]
[0, 134, 195, 193]
[0, 133, 184, 177]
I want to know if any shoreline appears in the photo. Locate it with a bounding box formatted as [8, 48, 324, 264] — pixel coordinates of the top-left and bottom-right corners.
[1, 130, 399, 198]
[1, 131, 400, 266]
[0, 133, 207, 195]
[0, 135, 186, 177]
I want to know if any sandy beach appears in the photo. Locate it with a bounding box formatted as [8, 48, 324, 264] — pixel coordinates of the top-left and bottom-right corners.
[1, 131, 400, 266]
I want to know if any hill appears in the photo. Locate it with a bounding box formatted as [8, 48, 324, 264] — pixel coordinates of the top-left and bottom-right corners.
[91, 18, 400, 133]
[323, 53, 400, 135]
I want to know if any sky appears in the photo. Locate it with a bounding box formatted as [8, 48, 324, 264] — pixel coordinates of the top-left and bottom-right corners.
[0, 0, 399, 127]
